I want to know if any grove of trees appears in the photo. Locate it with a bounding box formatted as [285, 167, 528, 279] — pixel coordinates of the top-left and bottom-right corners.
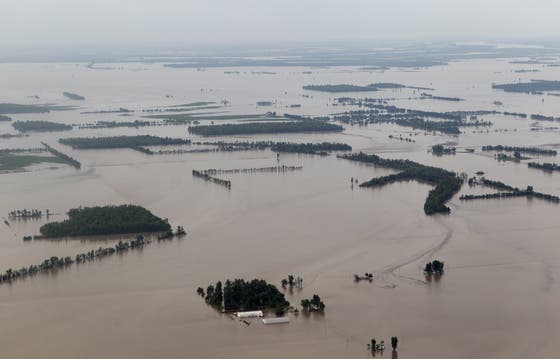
[39, 205, 171, 237]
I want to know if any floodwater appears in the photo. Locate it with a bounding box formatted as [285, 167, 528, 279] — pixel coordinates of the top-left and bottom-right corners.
[0, 59, 560, 358]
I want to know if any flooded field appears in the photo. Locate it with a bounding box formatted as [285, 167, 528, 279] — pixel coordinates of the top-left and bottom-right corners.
[0, 59, 560, 358]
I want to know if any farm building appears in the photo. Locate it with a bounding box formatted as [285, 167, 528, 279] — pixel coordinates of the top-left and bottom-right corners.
[262, 317, 290, 325]
[236, 311, 264, 318]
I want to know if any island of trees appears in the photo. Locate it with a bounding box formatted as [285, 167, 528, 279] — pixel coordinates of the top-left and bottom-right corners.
[12, 120, 72, 132]
[189, 140, 350, 154]
[303, 84, 379, 93]
[270, 142, 352, 154]
[300, 294, 326, 312]
[39, 205, 171, 238]
[481, 145, 557, 156]
[59, 135, 190, 149]
[303, 83, 430, 93]
[420, 93, 463, 102]
[492, 80, 560, 94]
[431, 144, 456, 155]
[80, 107, 133, 114]
[0, 103, 64, 114]
[188, 121, 343, 136]
[198, 278, 290, 312]
[530, 114, 560, 122]
[78, 120, 157, 129]
[281, 275, 303, 289]
[528, 162, 560, 172]
[424, 260, 445, 275]
[63, 92, 85, 100]
[341, 152, 463, 214]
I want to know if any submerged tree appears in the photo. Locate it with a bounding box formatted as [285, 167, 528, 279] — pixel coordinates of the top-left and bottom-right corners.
[301, 294, 325, 312]
[391, 336, 399, 351]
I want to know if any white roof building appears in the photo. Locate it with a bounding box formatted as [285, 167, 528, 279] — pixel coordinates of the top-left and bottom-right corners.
[262, 317, 290, 325]
[236, 310, 264, 318]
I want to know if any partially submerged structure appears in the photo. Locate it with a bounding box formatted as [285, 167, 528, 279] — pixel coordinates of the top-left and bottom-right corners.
[236, 311, 263, 318]
[262, 317, 290, 325]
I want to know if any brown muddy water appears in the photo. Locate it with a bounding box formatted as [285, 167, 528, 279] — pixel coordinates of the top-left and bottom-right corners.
[0, 60, 559, 358]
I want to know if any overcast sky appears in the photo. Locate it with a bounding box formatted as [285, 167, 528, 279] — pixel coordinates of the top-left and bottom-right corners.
[2, 0, 560, 48]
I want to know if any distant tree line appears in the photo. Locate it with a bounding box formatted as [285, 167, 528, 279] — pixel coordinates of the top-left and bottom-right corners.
[192, 169, 231, 188]
[0, 103, 54, 114]
[420, 93, 463, 102]
[530, 114, 560, 122]
[332, 101, 492, 135]
[59, 135, 190, 149]
[481, 145, 557, 156]
[13, 120, 72, 132]
[528, 162, 560, 172]
[303, 84, 379, 93]
[1, 235, 156, 285]
[188, 120, 343, 137]
[460, 185, 560, 203]
[271, 142, 352, 154]
[63, 92, 85, 100]
[41, 142, 81, 169]
[492, 80, 560, 94]
[476, 178, 518, 192]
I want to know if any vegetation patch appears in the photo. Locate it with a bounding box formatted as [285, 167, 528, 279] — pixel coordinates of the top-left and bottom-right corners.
[303, 84, 378, 93]
[460, 185, 559, 203]
[39, 205, 171, 238]
[63, 92, 85, 100]
[197, 278, 290, 311]
[188, 121, 343, 136]
[271, 142, 352, 154]
[12, 120, 72, 132]
[342, 152, 463, 215]
[528, 162, 560, 172]
[481, 145, 557, 156]
[333, 99, 492, 135]
[59, 135, 190, 149]
[492, 80, 560, 94]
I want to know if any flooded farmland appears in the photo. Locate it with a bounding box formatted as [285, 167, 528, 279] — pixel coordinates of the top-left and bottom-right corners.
[1, 58, 560, 359]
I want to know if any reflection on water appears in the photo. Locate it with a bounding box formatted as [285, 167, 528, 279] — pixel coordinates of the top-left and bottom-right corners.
[0, 60, 559, 358]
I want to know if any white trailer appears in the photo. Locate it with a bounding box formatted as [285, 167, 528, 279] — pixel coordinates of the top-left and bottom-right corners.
[236, 310, 264, 318]
[262, 317, 290, 325]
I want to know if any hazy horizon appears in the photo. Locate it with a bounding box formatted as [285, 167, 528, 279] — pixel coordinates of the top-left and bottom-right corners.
[2, 0, 560, 50]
